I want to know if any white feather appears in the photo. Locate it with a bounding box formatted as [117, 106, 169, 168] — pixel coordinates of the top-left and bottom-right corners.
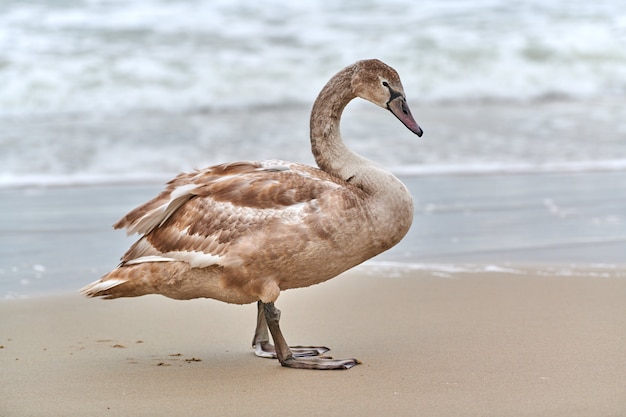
[124, 255, 177, 265]
[80, 278, 127, 296]
[162, 251, 223, 268]
[127, 183, 198, 236]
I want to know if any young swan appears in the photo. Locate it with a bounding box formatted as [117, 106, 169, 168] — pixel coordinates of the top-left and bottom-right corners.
[82, 59, 423, 370]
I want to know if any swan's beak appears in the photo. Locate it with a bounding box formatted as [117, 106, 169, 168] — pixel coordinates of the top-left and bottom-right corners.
[387, 96, 423, 137]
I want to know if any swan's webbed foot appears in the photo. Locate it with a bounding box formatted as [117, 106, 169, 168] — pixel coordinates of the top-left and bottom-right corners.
[253, 301, 360, 370]
[253, 342, 330, 359]
[252, 301, 330, 358]
[280, 354, 360, 370]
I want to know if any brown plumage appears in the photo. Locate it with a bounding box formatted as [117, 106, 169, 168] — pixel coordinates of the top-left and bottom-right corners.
[81, 59, 423, 369]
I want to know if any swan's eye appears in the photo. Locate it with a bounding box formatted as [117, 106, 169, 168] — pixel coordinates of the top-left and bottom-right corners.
[382, 81, 389, 88]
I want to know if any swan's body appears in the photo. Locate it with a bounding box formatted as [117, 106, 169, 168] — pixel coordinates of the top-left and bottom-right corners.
[82, 59, 423, 369]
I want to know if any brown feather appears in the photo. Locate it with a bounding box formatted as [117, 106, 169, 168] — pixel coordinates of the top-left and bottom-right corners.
[82, 59, 418, 305]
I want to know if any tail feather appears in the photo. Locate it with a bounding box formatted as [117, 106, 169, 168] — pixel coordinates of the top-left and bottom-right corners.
[80, 264, 162, 299]
[80, 261, 192, 300]
[80, 278, 127, 298]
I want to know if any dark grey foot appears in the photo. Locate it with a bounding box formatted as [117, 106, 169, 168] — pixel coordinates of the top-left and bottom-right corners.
[280, 354, 360, 370]
[255, 301, 361, 370]
[253, 341, 330, 359]
[252, 301, 331, 358]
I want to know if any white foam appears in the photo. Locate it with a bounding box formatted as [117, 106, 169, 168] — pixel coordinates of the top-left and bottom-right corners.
[1, 0, 625, 116]
[390, 160, 626, 177]
[0, 173, 171, 189]
[3, 159, 626, 189]
[360, 261, 523, 275]
[358, 260, 626, 279]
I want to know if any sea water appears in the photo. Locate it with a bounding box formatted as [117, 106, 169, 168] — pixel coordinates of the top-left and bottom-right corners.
[1, 0, 625, 186]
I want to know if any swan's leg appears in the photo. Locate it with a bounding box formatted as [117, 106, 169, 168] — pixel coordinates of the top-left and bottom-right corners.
[251, 300, 275, 357]
[262, 302, 360, 370]
[252, 301, 330, 358]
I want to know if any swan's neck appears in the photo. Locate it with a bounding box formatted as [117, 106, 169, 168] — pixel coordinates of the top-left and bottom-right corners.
[309, 66, 363, 181]
[309, 66, 406, 195]
[309, 65, 414, 248]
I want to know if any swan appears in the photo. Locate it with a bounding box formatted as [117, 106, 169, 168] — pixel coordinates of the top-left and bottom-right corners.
[81, 59, 423, 370]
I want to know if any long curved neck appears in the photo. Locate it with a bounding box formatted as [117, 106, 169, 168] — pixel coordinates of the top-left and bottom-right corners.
[309, 65, 362, 180]
[309, 64, 414, 247]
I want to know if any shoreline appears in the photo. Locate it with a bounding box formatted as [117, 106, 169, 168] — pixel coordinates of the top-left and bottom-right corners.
[2, 161, 626, 190]
[2, 170, 626, 298]
[3, 260, 626, 301]
[2, 269, 625, 416]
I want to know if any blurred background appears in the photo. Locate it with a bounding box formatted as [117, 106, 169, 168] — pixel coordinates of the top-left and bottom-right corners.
[1, 0, 625, 185]
[1, 0, 626, 297]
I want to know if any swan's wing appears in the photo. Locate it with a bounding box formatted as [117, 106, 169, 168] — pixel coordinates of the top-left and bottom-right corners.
[113, 161, 262, 235]
[115, 160, 364, 268]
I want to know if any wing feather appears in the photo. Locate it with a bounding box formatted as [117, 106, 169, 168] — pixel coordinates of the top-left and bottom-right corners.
[116, 160, 364, 268]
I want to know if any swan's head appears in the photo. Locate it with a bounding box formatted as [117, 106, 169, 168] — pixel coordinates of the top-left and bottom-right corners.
[351, 59, 423, 137]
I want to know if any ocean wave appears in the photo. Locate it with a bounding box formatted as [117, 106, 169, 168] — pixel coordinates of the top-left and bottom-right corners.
[1, 0, 625, 116]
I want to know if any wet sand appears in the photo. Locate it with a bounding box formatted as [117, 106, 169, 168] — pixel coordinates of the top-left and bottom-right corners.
[2, 269, 625, 416]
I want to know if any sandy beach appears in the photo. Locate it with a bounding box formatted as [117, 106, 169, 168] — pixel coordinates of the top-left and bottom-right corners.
[2, 268, 625, 416]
